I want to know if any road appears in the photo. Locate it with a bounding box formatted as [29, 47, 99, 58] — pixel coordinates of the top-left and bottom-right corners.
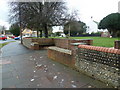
[0, 39, 17, 44]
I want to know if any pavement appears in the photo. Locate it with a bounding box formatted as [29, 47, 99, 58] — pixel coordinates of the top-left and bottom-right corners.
[1, 42, 114, 88]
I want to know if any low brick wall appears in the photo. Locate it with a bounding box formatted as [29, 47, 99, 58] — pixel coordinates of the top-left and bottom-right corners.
[47, 39, 92, 68]
[23, 38, 32, 49]
[53, 38, 93, 49]
[23, 38, 93, 50]
[32, 38, 54, 45]
[23, 38, 54, 49]
[47, 47, 75, 68]
[76, 45, 120, 88]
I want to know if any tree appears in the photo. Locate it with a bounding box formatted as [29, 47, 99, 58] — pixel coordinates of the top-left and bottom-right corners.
[64, 20, 86, 36]
[9, 2, 68, 38]
[0, 25, 6, 34]
[9, 23, 20, 36]
[98, 13, 120, 37]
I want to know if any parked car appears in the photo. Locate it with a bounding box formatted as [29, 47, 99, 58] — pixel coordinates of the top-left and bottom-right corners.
[0, 35, 7, 40]
[22, 35, 30, 38]
[14, 36, 20, 40]
[9, 36, 15, 39]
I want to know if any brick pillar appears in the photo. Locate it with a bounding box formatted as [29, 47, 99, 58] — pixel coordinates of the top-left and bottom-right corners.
[70, 43, 86, 68]
[114, 41, 120, 49]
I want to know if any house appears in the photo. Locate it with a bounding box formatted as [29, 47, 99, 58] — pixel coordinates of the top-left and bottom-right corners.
[22, 29, 37, 37]
[101, 31, 111, 37]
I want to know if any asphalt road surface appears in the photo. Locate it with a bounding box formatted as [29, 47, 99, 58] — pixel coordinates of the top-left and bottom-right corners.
[0, 39, 17, 44]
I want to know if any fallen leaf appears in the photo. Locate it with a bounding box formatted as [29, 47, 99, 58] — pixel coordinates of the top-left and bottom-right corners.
[30, 79, 35, 82]
[88, 86, 92, 88]
[71, 84, 77, 88]
[16, 76, 19, 79]
[53, 64, 55, 66]
[44, 65, 47, 68]
[71, 81, 75, 83]
[44, 68, 48, 71]
[57, 72, 60, 74]
[36, 64, 42, 67]
[37, 84, 40, 86]
[40, 57, 43, 58]
[106, 84, 109, 86]
[61, 79, 64, 82]
[60, 79, 64, 84]
[53, 76, 57, 80]
[33, 75, 38, 78]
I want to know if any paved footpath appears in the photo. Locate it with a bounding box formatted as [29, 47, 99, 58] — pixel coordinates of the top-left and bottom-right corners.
[1, 42, 114, 88]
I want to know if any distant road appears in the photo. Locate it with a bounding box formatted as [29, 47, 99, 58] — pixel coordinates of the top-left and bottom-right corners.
[0, 39, 17, 44]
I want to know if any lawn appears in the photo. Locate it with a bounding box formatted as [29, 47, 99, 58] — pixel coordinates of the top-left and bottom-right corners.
[70, 37, 119, 47]
[49, 36, 119, 47]
[31, 36, 119, 47]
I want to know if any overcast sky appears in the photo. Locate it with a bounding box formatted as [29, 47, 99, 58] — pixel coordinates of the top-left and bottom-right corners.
[0, 0, 119, 30]
[67, 0, 119, 23]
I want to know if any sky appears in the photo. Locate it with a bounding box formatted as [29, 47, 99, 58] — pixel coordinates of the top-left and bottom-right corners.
[0, 0, 119, 31]
[67, 0, 119, 23]
[0, 0, 10, 29]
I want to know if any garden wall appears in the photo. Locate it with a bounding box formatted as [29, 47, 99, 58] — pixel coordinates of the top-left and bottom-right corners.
[23, 38, 54, 49]
[32, 38, 54, 45]
[53, 38, 93, 49]
[23, 38, 93, 50]
[23, 38, 32, 49]
[47, 47, 75, 68]
[76, 45, 120, 88]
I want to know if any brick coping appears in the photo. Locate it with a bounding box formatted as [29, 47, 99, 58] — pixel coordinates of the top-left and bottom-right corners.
[48, 46, 72, 55]
[24, 37, 92, 40]
[78, 45, 120, 54]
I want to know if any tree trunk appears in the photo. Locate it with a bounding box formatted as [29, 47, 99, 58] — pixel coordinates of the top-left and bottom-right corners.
[108, 29, 119, 37]
[40, 30, 42, 38]
[44, 24, 48, 38]
[112, 30, 117, 37]
[37, 29, 39, 38]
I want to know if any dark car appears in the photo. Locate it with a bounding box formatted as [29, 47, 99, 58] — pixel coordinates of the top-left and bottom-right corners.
[0, 35, 7, 40]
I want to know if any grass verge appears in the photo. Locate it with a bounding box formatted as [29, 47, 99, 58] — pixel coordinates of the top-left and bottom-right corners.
[0, 41, 16, 48]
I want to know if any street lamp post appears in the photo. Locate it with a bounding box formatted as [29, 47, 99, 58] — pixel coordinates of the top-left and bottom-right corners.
[68, 24, 70, 37]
